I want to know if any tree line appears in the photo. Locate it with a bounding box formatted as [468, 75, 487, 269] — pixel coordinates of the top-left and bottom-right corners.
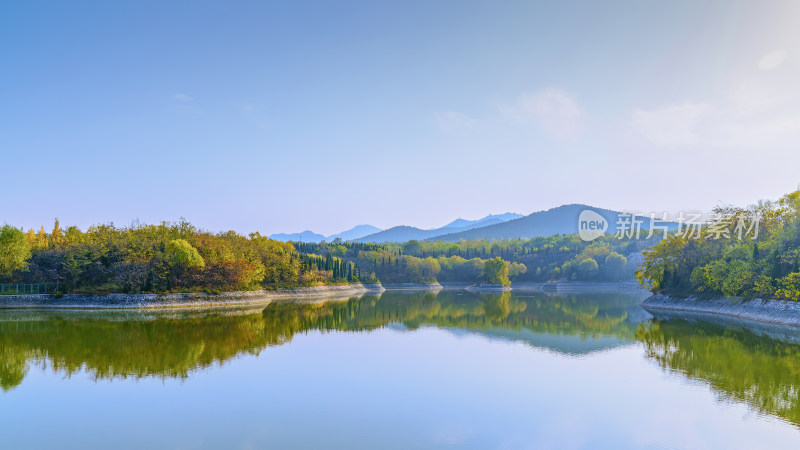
[636, 189, 800, 301]
[297, 233, 655, 284]
[0, 217, 661, 295]
[0, 219, 342, 294]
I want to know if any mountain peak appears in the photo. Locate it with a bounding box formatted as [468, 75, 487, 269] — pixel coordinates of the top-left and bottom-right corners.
[327, 224, 382, 242]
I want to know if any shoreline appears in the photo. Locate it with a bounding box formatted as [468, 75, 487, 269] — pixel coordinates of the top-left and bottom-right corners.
[465, 284, 512, 293]
[0, 281, 657, 311]
[640, 294, 800, 327]
[381, 282, 444, 291]
[0, 284, 385, 310]
[541, 281, 642, 293]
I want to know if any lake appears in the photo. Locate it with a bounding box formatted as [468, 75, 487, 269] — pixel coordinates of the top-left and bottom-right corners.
[2, 290, 800, 449]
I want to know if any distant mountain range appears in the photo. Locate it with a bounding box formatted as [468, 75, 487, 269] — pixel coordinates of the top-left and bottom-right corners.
[430, 204, 678, 242]
[440, 213, 523, 230]
[269, 213, 522, 243]
[355, 213, 523, 243]
[329, 224, 382, 241]
[270, 205, 677, 243]
[269, 230, 328, 243]
[269, 224, 381, 243]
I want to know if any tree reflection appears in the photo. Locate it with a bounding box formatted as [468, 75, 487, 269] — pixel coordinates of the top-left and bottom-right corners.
[482, 293, 517, 322]
[637, 319, 800, 426]
[0, 342, 29, 391]
[0, 291, 643, 390]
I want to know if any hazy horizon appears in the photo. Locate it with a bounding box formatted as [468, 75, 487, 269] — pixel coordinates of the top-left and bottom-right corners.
[3, 1, 799, 236]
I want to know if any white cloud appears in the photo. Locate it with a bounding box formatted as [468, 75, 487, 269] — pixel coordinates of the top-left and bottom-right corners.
[172, 94, 194, 102]
[629, 90, 800, 149]
[707, 113, 800, 148]
[725, 80, 777, 114]
[500, 89, 583, 140]
[630, 102, 713, 147]
[433, 111, 477, 133]
[758, 50, 787, 71]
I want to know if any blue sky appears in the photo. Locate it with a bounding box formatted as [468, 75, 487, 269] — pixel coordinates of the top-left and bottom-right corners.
[2, 1, 799, 235]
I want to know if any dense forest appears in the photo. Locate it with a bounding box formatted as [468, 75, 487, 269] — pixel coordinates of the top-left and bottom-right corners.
[0, 216, 660, 295]
[637, 189, 800, 301]
[295, 233, 658, 285]
[0, 219, 359, 294]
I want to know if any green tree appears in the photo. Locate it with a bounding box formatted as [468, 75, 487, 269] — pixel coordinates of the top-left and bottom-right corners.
[166, 239, 205, 269]
[406, 256, 441, 283]
[777, 273, 800, 301]
[604, 252, 627, 280]
[483, 257, 510, 286]
[577, 258, 600, 280]
[0, 225, 31, 280]
[509, 262, 527, 279]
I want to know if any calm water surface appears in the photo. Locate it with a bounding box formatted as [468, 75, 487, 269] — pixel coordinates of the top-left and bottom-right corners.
[2, 290, 800, 449]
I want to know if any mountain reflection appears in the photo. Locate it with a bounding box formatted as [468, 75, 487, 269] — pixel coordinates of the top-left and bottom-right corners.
[1, 291, 646, 390]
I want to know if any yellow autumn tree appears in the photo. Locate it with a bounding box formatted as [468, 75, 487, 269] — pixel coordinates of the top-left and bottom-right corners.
[50, 219, 63, 248]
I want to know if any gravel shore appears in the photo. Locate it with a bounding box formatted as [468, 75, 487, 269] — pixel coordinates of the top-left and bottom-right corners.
[641, 294, 800, 327]
[0, 284, 385, 310]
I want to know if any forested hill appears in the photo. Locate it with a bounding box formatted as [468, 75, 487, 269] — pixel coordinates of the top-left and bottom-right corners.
[430, 204, 675, 242]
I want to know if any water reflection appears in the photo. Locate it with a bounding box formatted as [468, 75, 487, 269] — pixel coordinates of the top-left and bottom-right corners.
[637, 315, 800, 426]
[0, 290, 647, 390]
[6, 289, 800, 431]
